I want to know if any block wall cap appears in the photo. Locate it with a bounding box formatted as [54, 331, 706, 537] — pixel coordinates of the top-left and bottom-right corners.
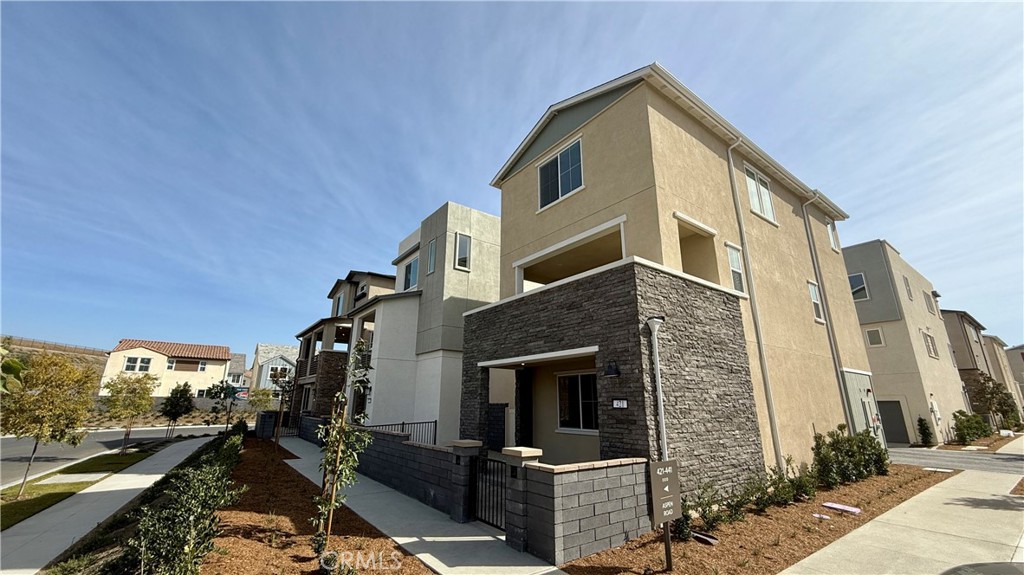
[450, 440, 483, 448]
[502, 447, 544, 458]
[524, 458, 648, 474]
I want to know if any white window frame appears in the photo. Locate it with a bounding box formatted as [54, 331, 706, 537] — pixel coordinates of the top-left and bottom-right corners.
[198, 361, 207, 372]
[903, 276, 913, 300]
[454, 233, 472, 272]
[808, 281, 825, 323]
[167, 358, 176, 371]
[537, 138, 584, 212]
[230, 374, 241, 384]
[849, 272, 870, 301]
[197, 389, 206, 398]
[923, 333, 940, 359]
[124, 357, 139, 372]
[865, 328, 886, 347]
[923, 292, 936, 314]
[554, 370, 599, 435]
[426, 238, 437, 275]
[744, 165, 777, 224]
[826, 219, 840, 251]
[403, 257, 419, 290]
[726, 243, 744, 293]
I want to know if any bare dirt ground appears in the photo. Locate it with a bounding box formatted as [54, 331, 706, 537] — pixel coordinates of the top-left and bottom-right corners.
[201, 438, 431, 575]
[562, 464, 957, 575]
[937, 432, 1019, 452]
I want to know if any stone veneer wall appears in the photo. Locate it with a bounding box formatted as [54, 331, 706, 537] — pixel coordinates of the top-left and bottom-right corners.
[462, 261, 765, 495]
[356, 428, 454, 515]
[522, 458, 652, 565]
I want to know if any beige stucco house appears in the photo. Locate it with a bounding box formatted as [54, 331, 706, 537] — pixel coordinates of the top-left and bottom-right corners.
[100, 338, 231, 397]
[842, 240, 969, 444]
[982, 335, 1024, 417]
[460, 63, 875, 475]
[1005, 344, 1024, 404]
[942, 310, 1023, 421]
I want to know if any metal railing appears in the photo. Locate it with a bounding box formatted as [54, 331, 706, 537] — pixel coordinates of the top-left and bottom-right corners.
[363, 420, 437, 445]
[473, 456, 507, 530]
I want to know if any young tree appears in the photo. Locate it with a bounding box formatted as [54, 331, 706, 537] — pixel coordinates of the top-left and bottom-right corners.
[248, 388, 275, 413]
[969, 374, 1021, 427]
[205, 380, 237, 431]
[160, 382, 196, 437]
[271, 368, 295, 451]
[1, 345, 25, 395]
[102, 373, 158, 455]
[1, 352, 98, 498]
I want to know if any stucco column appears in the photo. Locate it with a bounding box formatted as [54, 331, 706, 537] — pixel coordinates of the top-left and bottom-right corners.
[450, 440, 483, 523]
[502, 446, 542, 552]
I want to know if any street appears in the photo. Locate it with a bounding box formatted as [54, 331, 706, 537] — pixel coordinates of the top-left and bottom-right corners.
[889, 446, 1024, 475]
[0, 425, 224, 487]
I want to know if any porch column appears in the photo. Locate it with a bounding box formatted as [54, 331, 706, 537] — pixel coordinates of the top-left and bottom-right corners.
[450, 440, 483, 523]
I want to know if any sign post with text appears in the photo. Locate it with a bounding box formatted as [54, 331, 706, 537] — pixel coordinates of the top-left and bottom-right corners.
[649, 459, 680, 570]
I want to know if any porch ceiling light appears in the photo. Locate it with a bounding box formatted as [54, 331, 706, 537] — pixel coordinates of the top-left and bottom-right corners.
[603, 360, 621, 378]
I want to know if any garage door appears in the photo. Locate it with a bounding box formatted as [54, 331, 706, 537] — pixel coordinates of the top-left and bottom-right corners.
[877, 401, 910, 444]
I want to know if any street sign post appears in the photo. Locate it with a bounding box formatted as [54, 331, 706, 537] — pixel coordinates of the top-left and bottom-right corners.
[649, 459, 680, 570]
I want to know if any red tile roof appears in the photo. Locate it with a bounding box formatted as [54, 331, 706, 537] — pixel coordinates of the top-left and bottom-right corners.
[112, 339, 231, 361]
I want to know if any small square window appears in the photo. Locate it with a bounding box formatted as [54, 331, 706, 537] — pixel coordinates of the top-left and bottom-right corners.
[808, 281, 824, 322]
[199, 361, 207, 372]
[726, 245, 744, 293]
[124, 357, 138, 372]
[137, 358, 151, 372]
[455, 233, 472, 271]
[539, 140, 583, 209]
[848, 273, 869, 301]
[197, 389, 206, 398]
[167, 358, 176, 371]
[865, 329, 885, 347]
[557, 373, 598, 431]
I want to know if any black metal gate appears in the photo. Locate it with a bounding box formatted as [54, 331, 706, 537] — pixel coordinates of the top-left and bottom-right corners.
[473, 456, 507, 530]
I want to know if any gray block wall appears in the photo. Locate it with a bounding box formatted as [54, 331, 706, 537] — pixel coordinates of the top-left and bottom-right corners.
[356, 428, 454, 514]
[523, 459, 652, 565]
[299, 415, 328, 446]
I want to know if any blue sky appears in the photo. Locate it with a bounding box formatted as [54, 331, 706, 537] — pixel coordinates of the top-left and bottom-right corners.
[3, 2, 1022, 364]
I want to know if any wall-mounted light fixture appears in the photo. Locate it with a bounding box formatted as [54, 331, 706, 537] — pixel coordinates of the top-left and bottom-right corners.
[603, 360, 621, 378]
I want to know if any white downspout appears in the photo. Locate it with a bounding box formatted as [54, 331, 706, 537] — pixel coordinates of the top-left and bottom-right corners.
[725, 138, 785, 469]
[801, 192, 855, 432]
[646, 316, 670, 461]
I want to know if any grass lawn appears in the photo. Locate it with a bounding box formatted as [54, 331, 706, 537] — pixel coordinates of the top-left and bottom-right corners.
[1, 450, 154, 531]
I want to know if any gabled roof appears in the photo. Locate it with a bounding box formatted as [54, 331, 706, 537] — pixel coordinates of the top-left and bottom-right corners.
[492, 62, 848, 221]
[112, 339, 231, 361]
[254, 343, 300, 365]
[328, 271, 397, 298]
[259, 354, 297, 368]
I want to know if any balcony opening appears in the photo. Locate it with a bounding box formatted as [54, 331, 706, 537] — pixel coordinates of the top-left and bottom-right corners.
[517, 222, 624, 293]
[675, 211, 720, 284]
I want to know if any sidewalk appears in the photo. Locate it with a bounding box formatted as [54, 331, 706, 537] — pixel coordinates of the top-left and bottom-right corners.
[996, 434, 1024, 455]
[279, 437, 564, 575]
[1, 436, 213, 575]
[782, 469, 1024, 574]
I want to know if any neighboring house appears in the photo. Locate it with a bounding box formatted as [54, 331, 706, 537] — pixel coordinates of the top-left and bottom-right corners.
[981, 335, 1024, 417]
[249, 343, 299, 394]
[290, 271, 396, 426]
[940, 310, 1015, 420]
[100, 339, 231, 397]
[228, 353, 248, 387]
[842, 240, 969, 444]
[345, 201, 503, 445]
[460, 63, 874, 483]
[1005, 344, 1024, 404]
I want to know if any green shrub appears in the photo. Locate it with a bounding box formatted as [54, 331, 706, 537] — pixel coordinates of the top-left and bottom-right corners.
[670, 497, 693, 541]
[916, 417, 934, 446]
[787, 460, 817, 501]
[952, 410, 991, 444]
[812, 424, 888, 488]
[723, 483, 752, 522]
[694, 482, 726, 532]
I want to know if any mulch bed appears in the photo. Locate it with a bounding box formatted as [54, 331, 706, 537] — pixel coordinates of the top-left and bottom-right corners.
[562, 464, 957, 575]
[201, 438, 431, 574]
[937, 432, 1019, 452]
[1012, 478, 1024, 496]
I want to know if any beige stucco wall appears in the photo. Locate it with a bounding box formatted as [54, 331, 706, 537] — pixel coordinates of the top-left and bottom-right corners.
[100, 347, 229, 397]
[942, 312, 989, 373]
[530, 358, 601, 465]
[983, 336, 1024, 414]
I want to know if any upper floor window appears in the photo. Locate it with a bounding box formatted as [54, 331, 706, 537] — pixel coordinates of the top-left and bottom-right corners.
[455, 233, 472, 271]
[229, 374, 242, 384]
[269, 365, 290, 381]
[923, 333, 940, 359]
[333, 294, 345, 317]
[808, 281, 824, 322]
[848, 273, 869, 301]
[539, 140, 583, 209]
[426, 238, 437, 275]
[199, 361, 207, 372]
[744, 167, 776, 222]
[124, 357, 151, 372]
[167, 358, 176, 371]
[865, 328, 885, 347]
[968, 324, 980, 343]
[404, 257, 419, 290]
[826, 220, 839, 251]
[903, 276, 913, 300]
[726, 245, 744, 293]
[557, 373, 598, 431]
[923, 292, 936, 314]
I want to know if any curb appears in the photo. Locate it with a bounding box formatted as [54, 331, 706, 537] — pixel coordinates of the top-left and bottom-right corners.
[0, 448, 119, 491]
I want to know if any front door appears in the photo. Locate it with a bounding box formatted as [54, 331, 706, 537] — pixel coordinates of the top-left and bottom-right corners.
[877, 400, 910, 444]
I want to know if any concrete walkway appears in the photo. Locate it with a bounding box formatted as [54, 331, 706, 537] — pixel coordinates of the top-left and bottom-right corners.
[997, 434, 1024, 456]
[1, 436, 212, 575]
[782, 469, 1024, 574]
[279, 437, 564, 575]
